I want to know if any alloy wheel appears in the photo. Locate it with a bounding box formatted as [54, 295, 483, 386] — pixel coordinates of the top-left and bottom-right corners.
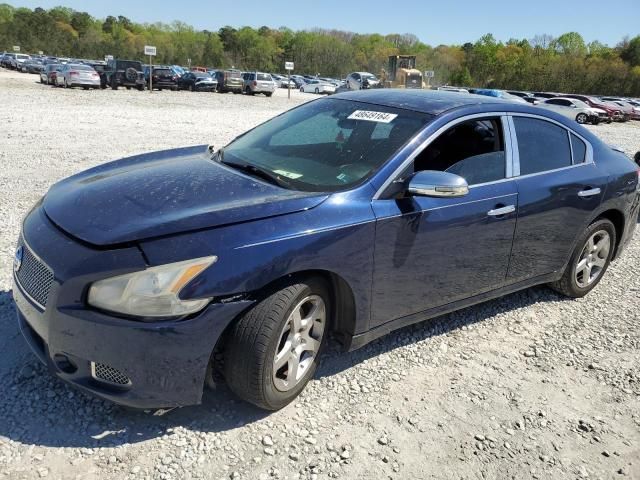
[272, 295, 326, 392]
[575, 230, 610, 288]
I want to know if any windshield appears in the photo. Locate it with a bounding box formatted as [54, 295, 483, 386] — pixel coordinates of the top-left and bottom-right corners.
[221, 98, 430, 192]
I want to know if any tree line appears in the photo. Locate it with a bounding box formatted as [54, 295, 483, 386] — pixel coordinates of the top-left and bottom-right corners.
[1, 3, 639, 95]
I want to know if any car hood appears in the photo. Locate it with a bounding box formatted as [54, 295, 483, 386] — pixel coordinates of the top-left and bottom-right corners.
[43, 145, 328, 246]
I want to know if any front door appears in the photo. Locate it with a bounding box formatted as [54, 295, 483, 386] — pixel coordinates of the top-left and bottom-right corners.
[370, 115, 518, 327]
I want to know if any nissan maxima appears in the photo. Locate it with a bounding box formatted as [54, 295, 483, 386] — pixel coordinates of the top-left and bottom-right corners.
[13, 90, 640, 411]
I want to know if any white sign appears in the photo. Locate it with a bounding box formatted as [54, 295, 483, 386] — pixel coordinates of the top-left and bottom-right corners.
[144, 45, 157, 56]
[105, 55, 114, 61]
[424, 70, 435, 78]
[285, 61, 294, 71]
[38, 51, 43, 55]
[347, 110, 398, 123]
[12, 46, 20, 52]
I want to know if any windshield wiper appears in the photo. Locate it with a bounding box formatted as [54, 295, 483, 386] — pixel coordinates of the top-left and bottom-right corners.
[219, 158, 292, 189]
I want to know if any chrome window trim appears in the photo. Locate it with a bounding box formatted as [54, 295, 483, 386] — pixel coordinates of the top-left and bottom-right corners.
[373, 112, 510, 200]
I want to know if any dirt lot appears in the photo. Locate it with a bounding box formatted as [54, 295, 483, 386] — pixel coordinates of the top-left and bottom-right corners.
[0, 68, 639, 480]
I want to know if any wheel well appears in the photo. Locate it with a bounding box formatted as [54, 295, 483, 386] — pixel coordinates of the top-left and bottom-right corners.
[595, 209, 625, 258]
[208, 270, 357, 384]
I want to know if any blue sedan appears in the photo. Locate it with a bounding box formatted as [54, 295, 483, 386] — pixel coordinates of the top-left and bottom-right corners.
[13, 90, 640, 410]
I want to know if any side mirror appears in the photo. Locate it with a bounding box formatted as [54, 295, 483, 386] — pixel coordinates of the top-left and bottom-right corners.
[407, 170, 469, 198]
[634, 151, 640, 167]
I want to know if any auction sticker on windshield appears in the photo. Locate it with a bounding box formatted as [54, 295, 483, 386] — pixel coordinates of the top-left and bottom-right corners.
[347, 110, 398, 123]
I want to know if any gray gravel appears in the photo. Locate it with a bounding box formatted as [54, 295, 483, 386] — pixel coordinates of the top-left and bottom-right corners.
[1, 68, 639, 480]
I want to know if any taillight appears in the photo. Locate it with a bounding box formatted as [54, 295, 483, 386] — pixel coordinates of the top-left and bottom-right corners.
[70, 71, 78, 76]
[253, 81, 257, 87]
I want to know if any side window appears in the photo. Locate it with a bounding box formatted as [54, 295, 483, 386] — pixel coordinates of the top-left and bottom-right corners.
[570, 133, 587, 163]
[412, 118, 506, 185]
[513, 117, 571, 175]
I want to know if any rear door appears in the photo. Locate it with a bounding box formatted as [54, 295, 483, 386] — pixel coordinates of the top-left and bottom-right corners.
[506, 115, 608, 282]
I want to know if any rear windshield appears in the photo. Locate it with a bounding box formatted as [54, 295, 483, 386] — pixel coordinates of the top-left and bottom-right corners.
[257, 73, 272, 81]
[195, 72, 211, 78]
[222, 98, 430, 192]
[17, 54, 29, 60]
[72, 65, 94, 71]
[226, 71, 241, 79]
[154, 68, 172, 74]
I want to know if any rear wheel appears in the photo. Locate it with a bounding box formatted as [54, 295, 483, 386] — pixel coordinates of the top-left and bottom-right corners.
[111, 78, 118, 90]
[549, 219, 615, 298]
[224, 278, 330, 410]
[265, 92, 273, 97]
[315, 88, 319, 94]
[576, 113, 588, 124]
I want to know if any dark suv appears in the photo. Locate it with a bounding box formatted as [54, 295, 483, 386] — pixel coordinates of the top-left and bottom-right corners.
[144, 66, 178, 91]
[103, 59, 145, 90]
[211, 69, 243, 93]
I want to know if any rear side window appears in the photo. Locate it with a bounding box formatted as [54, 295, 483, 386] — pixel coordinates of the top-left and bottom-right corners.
[570, 133, 587, 163]
[513, 117, 571, 175]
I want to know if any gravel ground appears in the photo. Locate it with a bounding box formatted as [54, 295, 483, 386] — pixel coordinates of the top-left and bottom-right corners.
[0, 68, 639, 480]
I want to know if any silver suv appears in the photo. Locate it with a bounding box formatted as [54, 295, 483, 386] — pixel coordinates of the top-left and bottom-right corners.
[242, 72, 276, 97]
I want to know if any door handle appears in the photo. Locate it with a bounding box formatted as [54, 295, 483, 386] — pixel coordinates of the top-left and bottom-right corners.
[487, 205, 516, 217]
[578, 188, 601, 198]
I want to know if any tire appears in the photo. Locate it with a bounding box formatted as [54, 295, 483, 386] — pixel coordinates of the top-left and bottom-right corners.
[265, 92, 273, 97]
[245, 86, 253, 95]
[126, 86, 131, 90]
[592, 118, 600, 125]
[300, 87, 304, 92]
[549, 219, 616, 298]
[576, 113, 588, 124]
[224, 277, 330, 410]
[111, 78, 118, 90]
[189, 84, 194, 92]
[314, 88, 319, 94]
[136, 85, 144, 91]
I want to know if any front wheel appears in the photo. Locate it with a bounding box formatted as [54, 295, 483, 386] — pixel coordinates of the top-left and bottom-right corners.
[224, 278, 330, 410]
[576, 113, 588, 124]
[549, 219, 615, 298]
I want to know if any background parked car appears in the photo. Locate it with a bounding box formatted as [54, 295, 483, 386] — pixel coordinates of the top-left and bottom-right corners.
[10, 53, 31, 70]
[177, 71, 218, 92]
[211, 69, 243, 93]
[537, 97, 606, 124]
[144, 66, 178, 91]
[600, 98, 638, 120]
[346, 72, 380, 90]
[40, 63, 62, 85]
[299, 79, 336, 94]
[21, 58, 44, 74]
[103, 59, 145, 91]
[242, 72, 276, 96]
[55, 64, 100, 89]
[563, 94, 621, 122]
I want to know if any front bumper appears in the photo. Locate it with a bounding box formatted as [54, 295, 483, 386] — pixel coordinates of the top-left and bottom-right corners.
[195, 83, 217, 91]
[12, 207, 253, 409]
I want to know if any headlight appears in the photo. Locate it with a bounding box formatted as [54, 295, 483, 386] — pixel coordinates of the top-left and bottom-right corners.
[88, 256, 217, 318]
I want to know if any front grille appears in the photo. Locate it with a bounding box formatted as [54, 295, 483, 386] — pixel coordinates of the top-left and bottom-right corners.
[15, 238, 54, 309]
[91, 362, 132, 386]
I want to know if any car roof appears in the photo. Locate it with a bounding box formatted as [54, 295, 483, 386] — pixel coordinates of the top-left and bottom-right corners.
[331, 89, 536, 115]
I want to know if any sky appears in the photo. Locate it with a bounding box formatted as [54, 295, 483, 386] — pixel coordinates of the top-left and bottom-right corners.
[7, 0, 640, 46]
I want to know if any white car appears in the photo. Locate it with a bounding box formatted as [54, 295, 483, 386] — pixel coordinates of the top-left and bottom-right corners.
[537, 97, 607, 125]
[299, 80, 335, 94]
[346, 72, 380, 90]
[11, 53, 31, 70]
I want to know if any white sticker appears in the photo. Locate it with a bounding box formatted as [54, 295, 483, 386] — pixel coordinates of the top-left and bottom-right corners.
[273, 169, 303, 179]
[347, 110, 398, 123]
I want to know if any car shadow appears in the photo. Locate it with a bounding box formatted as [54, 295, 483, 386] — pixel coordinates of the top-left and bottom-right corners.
[0, 285, 561, 449]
